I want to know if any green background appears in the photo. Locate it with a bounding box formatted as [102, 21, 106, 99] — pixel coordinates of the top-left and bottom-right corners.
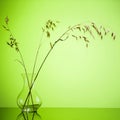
[0, 0, 120, 108]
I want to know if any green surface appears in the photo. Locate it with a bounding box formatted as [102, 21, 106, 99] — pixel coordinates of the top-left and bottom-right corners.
[0, 0, 120, 108]
[0, 108, 120, 120]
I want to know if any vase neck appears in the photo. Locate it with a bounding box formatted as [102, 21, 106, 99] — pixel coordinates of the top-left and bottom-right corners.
[21, 73, 35, 87]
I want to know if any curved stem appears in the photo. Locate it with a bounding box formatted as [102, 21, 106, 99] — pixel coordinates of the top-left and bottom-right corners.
[33, 24, 81, 83]
[19, 50, 35, 108]
[6, 25, 34, 108]
[6, 25, 30, 85]
[18, 51, 29, 85]
[31, 32, 44, 84]
[23, 24, 80, 107]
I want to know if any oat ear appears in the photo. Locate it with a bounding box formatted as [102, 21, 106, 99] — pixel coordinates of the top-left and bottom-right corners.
[5, 16, 9, 25]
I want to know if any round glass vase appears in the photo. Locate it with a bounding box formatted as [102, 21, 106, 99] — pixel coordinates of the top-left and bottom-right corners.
[17, 73, 42, 112]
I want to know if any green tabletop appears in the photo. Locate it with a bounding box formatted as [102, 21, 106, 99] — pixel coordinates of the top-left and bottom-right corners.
[0, 108, 120, 120]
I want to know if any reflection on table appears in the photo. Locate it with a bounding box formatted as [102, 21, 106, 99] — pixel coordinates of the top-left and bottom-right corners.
[0, 108, 120, 120]
[16, 112, 41, 120]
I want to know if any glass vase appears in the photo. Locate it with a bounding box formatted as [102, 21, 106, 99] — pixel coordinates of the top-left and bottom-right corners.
[17, 73, 42, 112]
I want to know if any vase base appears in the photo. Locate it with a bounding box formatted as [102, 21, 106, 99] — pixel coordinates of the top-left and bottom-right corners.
[21, 104, 40, 112]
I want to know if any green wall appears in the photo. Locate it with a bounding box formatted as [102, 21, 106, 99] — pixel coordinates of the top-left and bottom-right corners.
[0, 0, 120, 108]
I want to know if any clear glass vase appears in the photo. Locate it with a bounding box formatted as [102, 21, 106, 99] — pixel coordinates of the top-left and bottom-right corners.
[17, 73, 42, 112]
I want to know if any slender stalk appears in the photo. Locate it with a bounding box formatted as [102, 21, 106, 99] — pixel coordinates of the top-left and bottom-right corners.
[22, 24, 80, 107]
[32, 112, 35, 120]
[33, 24, 81, 84]
[22, 112, 27, 120]
[31, 32, 44, 84]
[22, 42, 55, 108]
[18, 51, 29, 84]
[22, 31, 44, 110]
[24, 31, 44, 110]
[6, 25, 34, 108]
[6, 25, 30, 86]
[18, 50, 35, 108]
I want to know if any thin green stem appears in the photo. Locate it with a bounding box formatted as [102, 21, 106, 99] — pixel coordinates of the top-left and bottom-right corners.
[31, 32, 44, 84]
[23, 32, 44, 110]
[6, 25, 34, 109]
[33, 24, 81, 83]
[6, 25, 30, 86]
[22, 24, 79, 107]
[19, 50, 35, 109]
